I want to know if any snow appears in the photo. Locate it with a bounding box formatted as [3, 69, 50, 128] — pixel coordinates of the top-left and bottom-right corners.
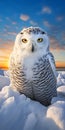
[57, 72, 65, 87]
[0, 71, 65, 130]
[57, 85, 65, 97]
[47, 101, 65, 130]
[0, 75, 10, 90]
[4, 70, 10, 77]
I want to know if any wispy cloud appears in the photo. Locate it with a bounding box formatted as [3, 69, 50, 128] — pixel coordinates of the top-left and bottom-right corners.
[30, 20, 38, 26]
[4, 25, 10, 31]
[50, 36, 65, 50]
[42, 6, 52, 14]
[43, 21, 51, 27]
[7, 31, 17, 36]
[56, 16, 64, 21]
[20, 14, 30, 21]
[6, 17, 17, 25]
[0, 40, 14, 50]
[12, 21, 17, 25]
[50, 37, 59, 50]
[0, 38, 3, 42]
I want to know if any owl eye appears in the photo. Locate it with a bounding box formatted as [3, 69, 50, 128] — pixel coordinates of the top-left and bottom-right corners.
[37, 38, 43, 43]
[22, 38, 28, 43]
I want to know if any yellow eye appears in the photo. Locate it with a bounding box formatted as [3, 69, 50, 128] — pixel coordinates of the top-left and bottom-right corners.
[37, 38, 43, 43]
[22, 38, 28, 43]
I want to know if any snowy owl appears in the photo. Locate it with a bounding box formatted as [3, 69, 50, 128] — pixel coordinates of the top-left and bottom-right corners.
[9, 27, 57, 106]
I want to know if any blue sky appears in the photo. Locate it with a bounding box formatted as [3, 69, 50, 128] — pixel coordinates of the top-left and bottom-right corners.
[0, 0, 65, 68]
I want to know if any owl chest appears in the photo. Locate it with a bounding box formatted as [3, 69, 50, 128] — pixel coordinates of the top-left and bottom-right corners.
[23, 58, 44, 81]
[21, 57, 36, 80]
[24, 66, 33, 80]
[23, 63, 35, 80]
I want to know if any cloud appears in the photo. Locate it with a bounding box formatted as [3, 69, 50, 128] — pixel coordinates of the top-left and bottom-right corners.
[7, 31, 17, 36]
[4, 25, 10, 31]
[50, 36, 65, 50]
[2, 31, 17, 37]
[30, 20, 38, 26]
[42, 6, 52, 14]
[12, 22, 17, 25]
[0, 38, 3, 42]
[20, 14, 30, 21]
[56, 16, 64, 21]
[0, 40, 14, 51]
[50, 37, 59, 50]
[43, 21, 51, 27]
[6, 17, 17, 26]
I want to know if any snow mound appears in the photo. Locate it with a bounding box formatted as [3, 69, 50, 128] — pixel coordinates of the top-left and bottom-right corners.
[47, 101, 65, 130]
[0, 75, 10, 90]
[4, 70, 10, 77]
[0, 71, 65, 130]
[57, 72, 65, 87]
[57, 85, 65, 97]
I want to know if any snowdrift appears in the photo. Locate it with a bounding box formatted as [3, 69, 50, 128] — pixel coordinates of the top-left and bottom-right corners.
[0, 71, 65, 130]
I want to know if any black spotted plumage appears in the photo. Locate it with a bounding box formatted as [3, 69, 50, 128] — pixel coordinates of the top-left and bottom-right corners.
[9, 52, 57, 106]
[20, 27, 46, 35]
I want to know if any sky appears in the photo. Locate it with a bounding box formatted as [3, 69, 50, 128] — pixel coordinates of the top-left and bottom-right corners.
[0, 0, 65, 69]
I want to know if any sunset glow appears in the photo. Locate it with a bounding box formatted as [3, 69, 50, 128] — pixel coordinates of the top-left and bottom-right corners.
[0, 59, 65, 70]
[56, 61, 65, 68]
[0, 0, 65, 70]
[0, 45, 65, 70]
[0, 58, 65, 70]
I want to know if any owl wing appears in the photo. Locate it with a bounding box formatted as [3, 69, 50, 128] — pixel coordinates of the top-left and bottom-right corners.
[47, 52, 57, 78]
[9, 52, 15, 68]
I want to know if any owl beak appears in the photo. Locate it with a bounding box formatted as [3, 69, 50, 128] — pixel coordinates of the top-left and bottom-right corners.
[32, 44, 34, 52]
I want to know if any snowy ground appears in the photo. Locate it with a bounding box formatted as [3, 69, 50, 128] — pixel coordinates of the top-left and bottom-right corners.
[0, 71, 65, 130]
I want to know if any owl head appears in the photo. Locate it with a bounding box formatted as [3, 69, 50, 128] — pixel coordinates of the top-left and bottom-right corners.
[14, 27, 50, 56]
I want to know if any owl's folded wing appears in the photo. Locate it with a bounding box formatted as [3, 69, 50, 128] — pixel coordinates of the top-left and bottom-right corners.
[47, 52, 57, 78]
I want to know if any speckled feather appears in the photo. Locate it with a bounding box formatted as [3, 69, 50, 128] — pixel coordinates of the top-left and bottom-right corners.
[9, 52, 57, 106]
[9, 27, 57, 106]
[20, 27, 46, 34]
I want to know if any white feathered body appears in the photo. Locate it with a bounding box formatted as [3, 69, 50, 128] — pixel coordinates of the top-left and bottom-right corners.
[9, 27, 57, 106]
